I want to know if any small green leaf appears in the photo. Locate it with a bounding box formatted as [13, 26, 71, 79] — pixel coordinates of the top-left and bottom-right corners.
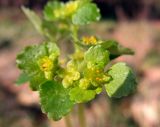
[22, 6, 43, 34]
[84, 45, 110, 68]
[101, 40, 134, 59]
[105, 62, 137, 98]
[69, 87, 96, 103]
[16, 73, 30, 86]
[72, 3, 101, 25]
[16, 42, 59, 90]
[40, 81, 74, 121]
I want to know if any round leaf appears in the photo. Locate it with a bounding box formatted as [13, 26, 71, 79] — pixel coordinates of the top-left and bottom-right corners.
[105, 62, 137, 98]
[69, 87, 96, 103]
[84, 45, 110, 68]
[40, 81, 74, 121]
[72, 3, 101, 25]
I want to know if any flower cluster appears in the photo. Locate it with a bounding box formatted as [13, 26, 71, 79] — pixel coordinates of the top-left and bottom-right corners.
[16, 0, 136, 121]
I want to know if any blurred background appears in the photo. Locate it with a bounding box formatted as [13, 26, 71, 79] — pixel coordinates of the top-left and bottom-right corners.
[0, 0, 160, 127]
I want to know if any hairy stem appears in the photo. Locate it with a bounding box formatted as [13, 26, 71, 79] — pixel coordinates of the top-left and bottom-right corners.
[64, 114, 72, 127]
[78, 104, 86, 127]
[71, 25, 81, 50]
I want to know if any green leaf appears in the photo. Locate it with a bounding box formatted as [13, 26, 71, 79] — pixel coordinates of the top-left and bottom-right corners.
[22, 6, 43, 34]
[16, 73, 30, 86]
[69, 87, 96, 103]
[72, 3, 101, 25]
[84, 45, 110, 68]
[101, 40, 134, 59]
[40, 81, 74, 121]
[30, 72, 47, 91]
[16, 42, 59, 90]
[43, 1, 63, 21]
[105, 62, 137, 98]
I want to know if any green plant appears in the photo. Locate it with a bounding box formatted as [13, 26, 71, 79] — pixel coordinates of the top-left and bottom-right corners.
[16, 0, 137, 126]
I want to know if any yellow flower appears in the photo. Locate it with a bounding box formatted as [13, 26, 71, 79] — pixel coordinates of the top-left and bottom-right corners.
[83, 66, 110, 87]
[62, 70, 80, 88]
[79, 78, 90, 89]
[54, 1, 78, 18]
[64, 1, 78, 16]
[39, 56, 53, 72]
[62, 61, 80, 88]
[82, 36, 97, 45]
[38, 56, 54, 80]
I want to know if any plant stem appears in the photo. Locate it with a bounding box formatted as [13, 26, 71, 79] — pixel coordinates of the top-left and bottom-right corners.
[64, 114, 72, 127]
[71, 25, 80, 50]
[78, 104, 86, 127]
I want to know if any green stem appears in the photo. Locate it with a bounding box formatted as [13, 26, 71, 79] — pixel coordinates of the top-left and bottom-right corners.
[64, 114, 72, 127]
[71, 25, 81, 50]
[71, 25, 88, 50]
[78, 104, 87, 127]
